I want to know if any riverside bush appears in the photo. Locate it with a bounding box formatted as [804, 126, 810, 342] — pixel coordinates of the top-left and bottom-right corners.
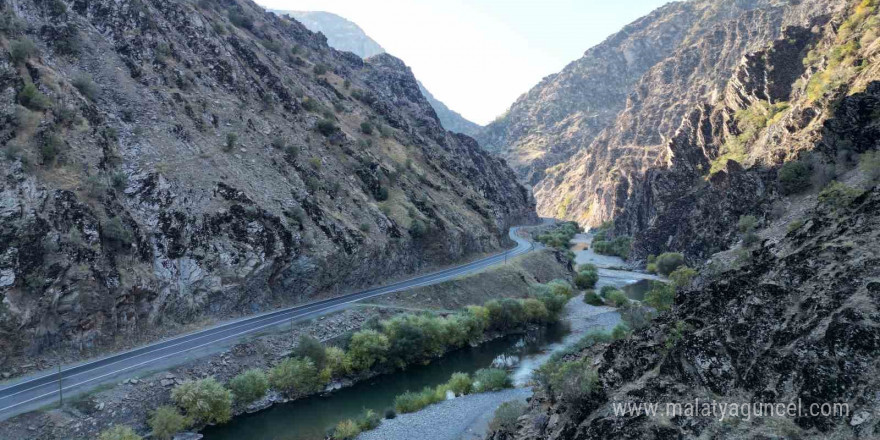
[474, 368, 511, 392]
[447, 372, 473, 396]
[99, 426, 142, 440]
[485, 298, 526, 331]
[293, 335, 327, 369]
[592, 235, 633, 259]
[346, 329, 390, 372]
[489, 400, 527, 435]
[268, 357, 326, 395]
[655, 252, 685, 276]
[149, 405, 190, 440]
[522, 298, 550, 323]
[333, 419, 361, 440]
[669, 266, 697, 290]
[644, 282, 675, 312]
[575, 265, 599, 289]
[583, 289, 603, 306]
[606, 290, 629, 308]
[534, 221, 580, 249]
[535, 357, 598, 404]
[171, 377, 233, 424]
[357, 409, 382, 431]
[228, 369, 268, 404]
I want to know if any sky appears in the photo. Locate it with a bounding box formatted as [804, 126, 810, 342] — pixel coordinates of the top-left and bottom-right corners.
[257, 0, 674, 125]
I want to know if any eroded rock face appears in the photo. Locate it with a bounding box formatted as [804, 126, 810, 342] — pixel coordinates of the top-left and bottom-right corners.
[508, 187, 880, 440]
[0, 0, 534, 367]
[476, 0, 844, 226]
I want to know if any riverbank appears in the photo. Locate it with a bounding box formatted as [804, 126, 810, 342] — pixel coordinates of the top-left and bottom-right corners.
[355, 235, 650, 440]
[0, 250, 572, 440]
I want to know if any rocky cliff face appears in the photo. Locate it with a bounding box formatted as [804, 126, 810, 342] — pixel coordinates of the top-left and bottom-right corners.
[279, 9, 483, 137]
[476, 0, 844, 224]
[0, 0, 534, 369]
[488, 1, 880, 438]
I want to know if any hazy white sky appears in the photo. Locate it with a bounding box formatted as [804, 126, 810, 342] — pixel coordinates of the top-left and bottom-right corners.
[258, 0, 673, 125]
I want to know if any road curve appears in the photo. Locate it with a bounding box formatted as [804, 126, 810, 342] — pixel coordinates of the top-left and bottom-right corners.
[0, 224, 540, 420]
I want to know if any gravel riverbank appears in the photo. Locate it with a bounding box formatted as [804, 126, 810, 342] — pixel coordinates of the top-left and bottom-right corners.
[357, 388, 532, 440]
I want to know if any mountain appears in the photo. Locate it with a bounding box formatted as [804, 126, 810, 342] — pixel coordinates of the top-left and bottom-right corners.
[486, 0, 880, 438]
[0, 0, 534, 366]
[475, 0, 844, 223]
[278, 10, 483, 136]
[283, 11, 385, 58]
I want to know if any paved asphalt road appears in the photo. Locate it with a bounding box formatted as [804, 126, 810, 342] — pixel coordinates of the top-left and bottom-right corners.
[0, 224, 541, 421]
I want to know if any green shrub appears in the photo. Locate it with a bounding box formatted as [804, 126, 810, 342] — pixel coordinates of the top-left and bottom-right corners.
[72, 75, 98, 101]
[446, 372, 473, 396]
[644, 282, 675, 312]
[346, 329, 389, 372]
[646, 263, 658, 274]
[224, 133, 237, 152]
[655, 252, 685, 276]
[592, 235, 633, 259]
[360, 121, 373, 135]
[818, 181, 862, 209]
[485, 299, 526, 331]
[317, 119, 338, 137]
[473, 368, 511, 392]
[268, 357, 326, 395]
[582, 289, 603, 306]
[149, 405, 191, 440]
[313, 63, 329, 75]
[488, 400, 527, 435]
[787, 219, 804, 233]
[381, 314, 446, 367]
[40, 134, 62, 163]
[611, 323, 631, 340]
[606, 290, 629, 308]
[18, 83, 51, 111]
[534, 357, 598, 404]
[384, 408, 396, 419]
[293, 335, 327, 369]
[98, 426, 143, 440]
[325, 346, 347, 376]
[9, 38, 36, 65]
[171, 377, 233, 424]
[668, 266, 697, 290]
[599, 285, 618, 298]
[103, 217, 133, 248]
[228, 10, 253, 30]
[620, 305, 656, 331]
[859, 150, 880, 180]
[302, 97, 319, 112]
[394, 390, 423, 413]
[547, 279, 574, 298]
[356, 408, 382, 431]
[228, 369, 268, 404]
[778, 160, 811, 195]
[522, 298, 550, 323]
[575, 270, 598, 289]
[333, 419, 361, 440]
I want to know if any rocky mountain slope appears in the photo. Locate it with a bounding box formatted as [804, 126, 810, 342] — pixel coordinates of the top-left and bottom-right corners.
[279, 10, 483, 137]
[489, 1, 880, 438]
[476, 0, 845, 224]
[0, 0, 534, 371]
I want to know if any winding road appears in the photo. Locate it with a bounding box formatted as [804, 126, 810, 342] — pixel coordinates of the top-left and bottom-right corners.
[0, 224, 541, 421]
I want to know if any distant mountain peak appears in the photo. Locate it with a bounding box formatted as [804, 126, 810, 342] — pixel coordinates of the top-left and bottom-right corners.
[276, 9, 482, 136]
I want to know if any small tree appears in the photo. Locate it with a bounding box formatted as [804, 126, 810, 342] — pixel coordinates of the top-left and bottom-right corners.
[737, 215, 759, 247]
[269, 357, 326, 395]
[446, 372, 473, 396]
[316, 119, 337, 137]
[360, 121, 373, 135]
[669, 266, 697, 290]
[99, 426, 142, 440]
[644, 283, 675, 312]
[171, 377, 233, 424]
[655, 252, 685, 276]
[228, 369, 269, 404]
[72, 74, 98, 101]
[149, 405, 191, 440]
[474, 368, 512, 392]
[293, 335, 328, 369]
[778, 160, 811, 195]
[18, 83, 51, 111]
[346, 329, 390, 372]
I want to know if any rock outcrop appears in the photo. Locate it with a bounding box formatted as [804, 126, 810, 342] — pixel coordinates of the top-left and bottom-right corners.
[0, 0, 534, 370]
